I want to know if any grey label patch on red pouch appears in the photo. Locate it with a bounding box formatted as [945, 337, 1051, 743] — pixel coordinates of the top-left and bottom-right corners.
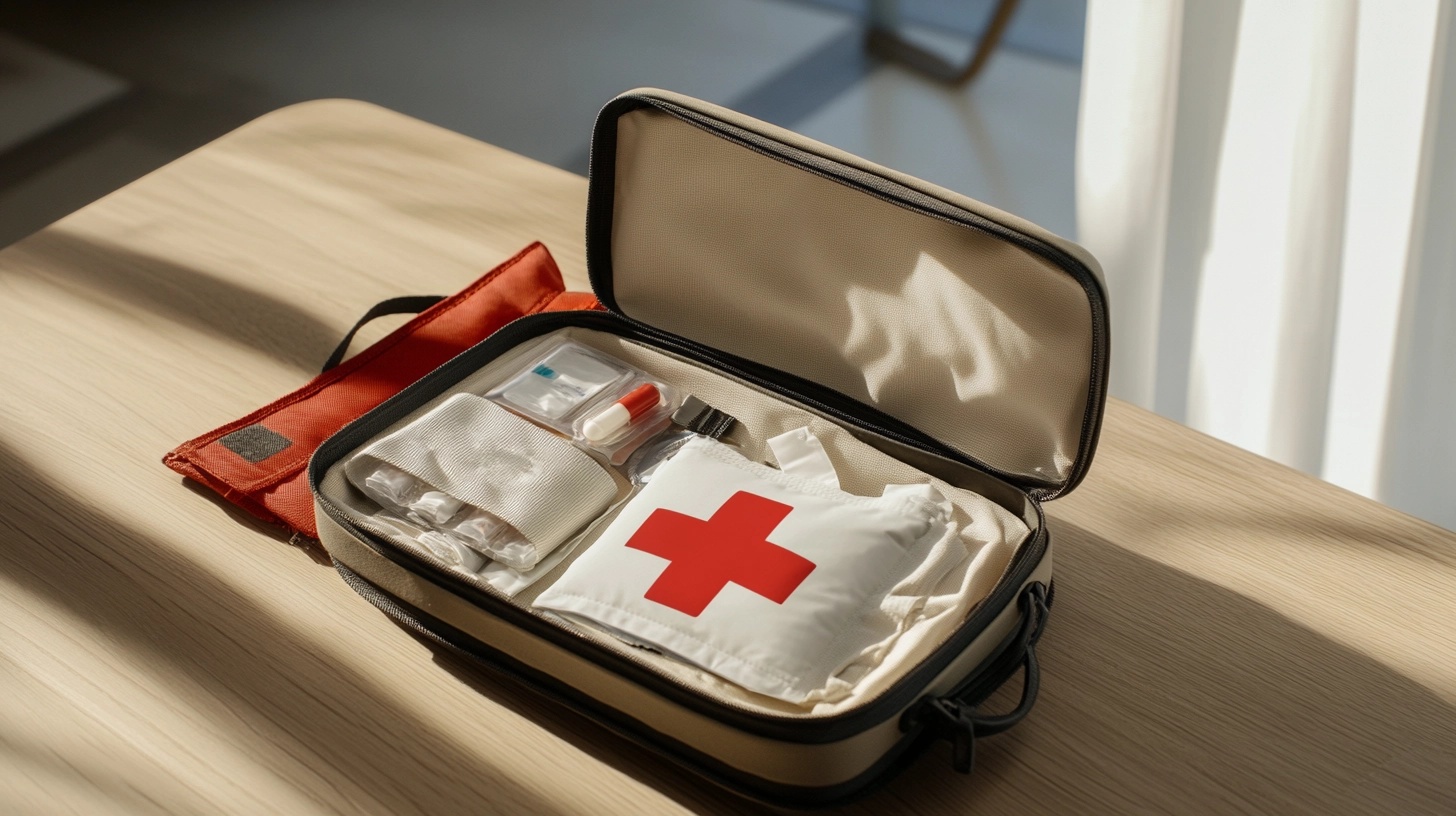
[219, 424, 293, 463]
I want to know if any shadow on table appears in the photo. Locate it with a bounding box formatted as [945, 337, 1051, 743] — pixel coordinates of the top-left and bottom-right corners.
[0, 436, 747, 816]
[858, 517, 1456, 815]
[6, 230, 342, 376]
[9, 230, 520, 405]
[7, 433, 1456, 814]
[417, 513, 1456, 815]
[179, 478, 333, 567]
[15, 438, 1456, 816]
[3, 232, 1453, 813]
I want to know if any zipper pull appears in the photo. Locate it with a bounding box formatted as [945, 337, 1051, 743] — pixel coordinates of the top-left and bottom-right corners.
[919, 697, 978, 774]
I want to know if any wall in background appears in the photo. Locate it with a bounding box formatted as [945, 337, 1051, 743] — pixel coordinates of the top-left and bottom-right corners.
[0, 0, 1084, 248]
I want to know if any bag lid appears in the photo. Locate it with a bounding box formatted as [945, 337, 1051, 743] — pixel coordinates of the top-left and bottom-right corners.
[585, 90, 1109, 498]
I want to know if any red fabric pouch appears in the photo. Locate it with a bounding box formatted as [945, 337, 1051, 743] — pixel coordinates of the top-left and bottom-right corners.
[164, 242, 600, 539]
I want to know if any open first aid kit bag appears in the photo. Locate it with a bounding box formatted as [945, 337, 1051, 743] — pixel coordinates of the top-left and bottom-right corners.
[309, 89, 1109, 807]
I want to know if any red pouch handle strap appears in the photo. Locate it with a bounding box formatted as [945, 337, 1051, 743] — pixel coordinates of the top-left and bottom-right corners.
[322, 295, 447, 373]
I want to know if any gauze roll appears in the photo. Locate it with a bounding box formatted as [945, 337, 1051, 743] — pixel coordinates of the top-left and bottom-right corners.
[533, 432, 952, 703]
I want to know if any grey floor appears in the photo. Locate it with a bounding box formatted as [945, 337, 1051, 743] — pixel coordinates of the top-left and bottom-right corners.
[0, 0, 1084, 250]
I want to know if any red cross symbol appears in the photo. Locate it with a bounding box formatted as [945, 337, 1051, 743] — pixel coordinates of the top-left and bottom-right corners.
[624, 491, 816, 617]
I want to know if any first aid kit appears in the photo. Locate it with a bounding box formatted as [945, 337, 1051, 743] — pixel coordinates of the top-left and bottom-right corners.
[308, 89, 1109, 806]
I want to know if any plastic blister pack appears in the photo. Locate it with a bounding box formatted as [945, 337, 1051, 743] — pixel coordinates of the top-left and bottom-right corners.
[356, 462, 540, 572]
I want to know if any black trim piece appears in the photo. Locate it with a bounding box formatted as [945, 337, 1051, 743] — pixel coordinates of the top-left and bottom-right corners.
[335, 559, 970, 809]
[309, 308, 1050, 744]
[584, 92, 1110, 499]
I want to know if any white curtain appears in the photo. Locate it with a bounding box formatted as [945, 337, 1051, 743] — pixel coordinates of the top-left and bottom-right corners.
[1076, 0, 1456, 530]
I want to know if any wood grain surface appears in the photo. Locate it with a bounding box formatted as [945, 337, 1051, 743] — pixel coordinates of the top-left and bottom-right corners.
[1, 99, 1453, 815]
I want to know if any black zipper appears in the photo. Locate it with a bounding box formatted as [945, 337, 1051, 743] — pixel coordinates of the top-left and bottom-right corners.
[310, 308, 1049, 744]
[584, 92, 1111, 500]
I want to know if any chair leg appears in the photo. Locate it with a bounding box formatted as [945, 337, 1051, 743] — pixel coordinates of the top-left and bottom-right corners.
[864, 0, 1023, 86]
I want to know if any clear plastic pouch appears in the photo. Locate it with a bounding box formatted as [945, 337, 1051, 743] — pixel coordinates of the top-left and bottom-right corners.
[487, 340, 632, 426]
[486, 339, 680, 464]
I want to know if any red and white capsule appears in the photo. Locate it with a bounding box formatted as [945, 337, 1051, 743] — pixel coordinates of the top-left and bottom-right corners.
[582, 383, 661, 444]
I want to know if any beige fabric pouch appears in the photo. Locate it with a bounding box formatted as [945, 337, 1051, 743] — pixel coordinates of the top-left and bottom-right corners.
[344, 394, 618, 568]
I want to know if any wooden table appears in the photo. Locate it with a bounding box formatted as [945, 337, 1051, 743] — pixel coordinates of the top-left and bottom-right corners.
[2, 100, 1454, 815]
